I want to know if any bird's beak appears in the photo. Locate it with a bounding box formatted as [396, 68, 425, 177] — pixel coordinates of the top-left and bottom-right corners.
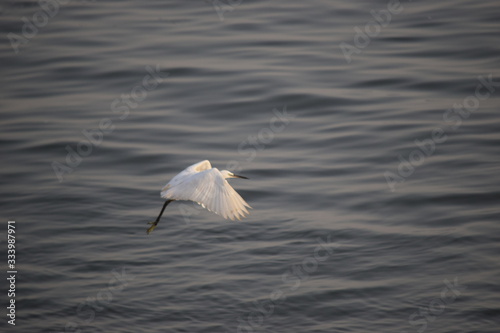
[232, 174, 248, 179]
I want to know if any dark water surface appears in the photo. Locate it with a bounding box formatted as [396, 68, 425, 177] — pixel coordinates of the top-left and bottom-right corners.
[1, 0, 500, 332]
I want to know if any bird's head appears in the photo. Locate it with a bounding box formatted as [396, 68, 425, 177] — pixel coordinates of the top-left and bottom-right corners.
[221, 170, 249, 179]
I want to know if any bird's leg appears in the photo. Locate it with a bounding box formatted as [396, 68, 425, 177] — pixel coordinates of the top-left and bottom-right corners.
[147, 200, 173, 234]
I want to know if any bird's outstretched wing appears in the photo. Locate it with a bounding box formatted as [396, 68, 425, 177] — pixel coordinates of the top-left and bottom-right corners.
[161, 168, 251, 220]
[162, 160, 212, 192]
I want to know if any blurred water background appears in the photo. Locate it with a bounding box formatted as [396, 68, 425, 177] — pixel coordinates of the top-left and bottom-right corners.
[1, 0, 500, 332]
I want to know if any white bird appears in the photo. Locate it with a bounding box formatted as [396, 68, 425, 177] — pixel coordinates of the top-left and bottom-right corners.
[147, 160, 251, 234]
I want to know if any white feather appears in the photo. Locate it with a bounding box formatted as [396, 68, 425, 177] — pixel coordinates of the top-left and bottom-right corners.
[160, 160, 251, 221]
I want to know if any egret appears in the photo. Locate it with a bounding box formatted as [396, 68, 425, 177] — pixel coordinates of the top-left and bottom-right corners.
[147, 160, 251, 234]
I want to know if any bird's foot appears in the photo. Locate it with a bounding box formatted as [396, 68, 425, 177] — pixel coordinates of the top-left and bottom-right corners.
[146, 221, 158, 234]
